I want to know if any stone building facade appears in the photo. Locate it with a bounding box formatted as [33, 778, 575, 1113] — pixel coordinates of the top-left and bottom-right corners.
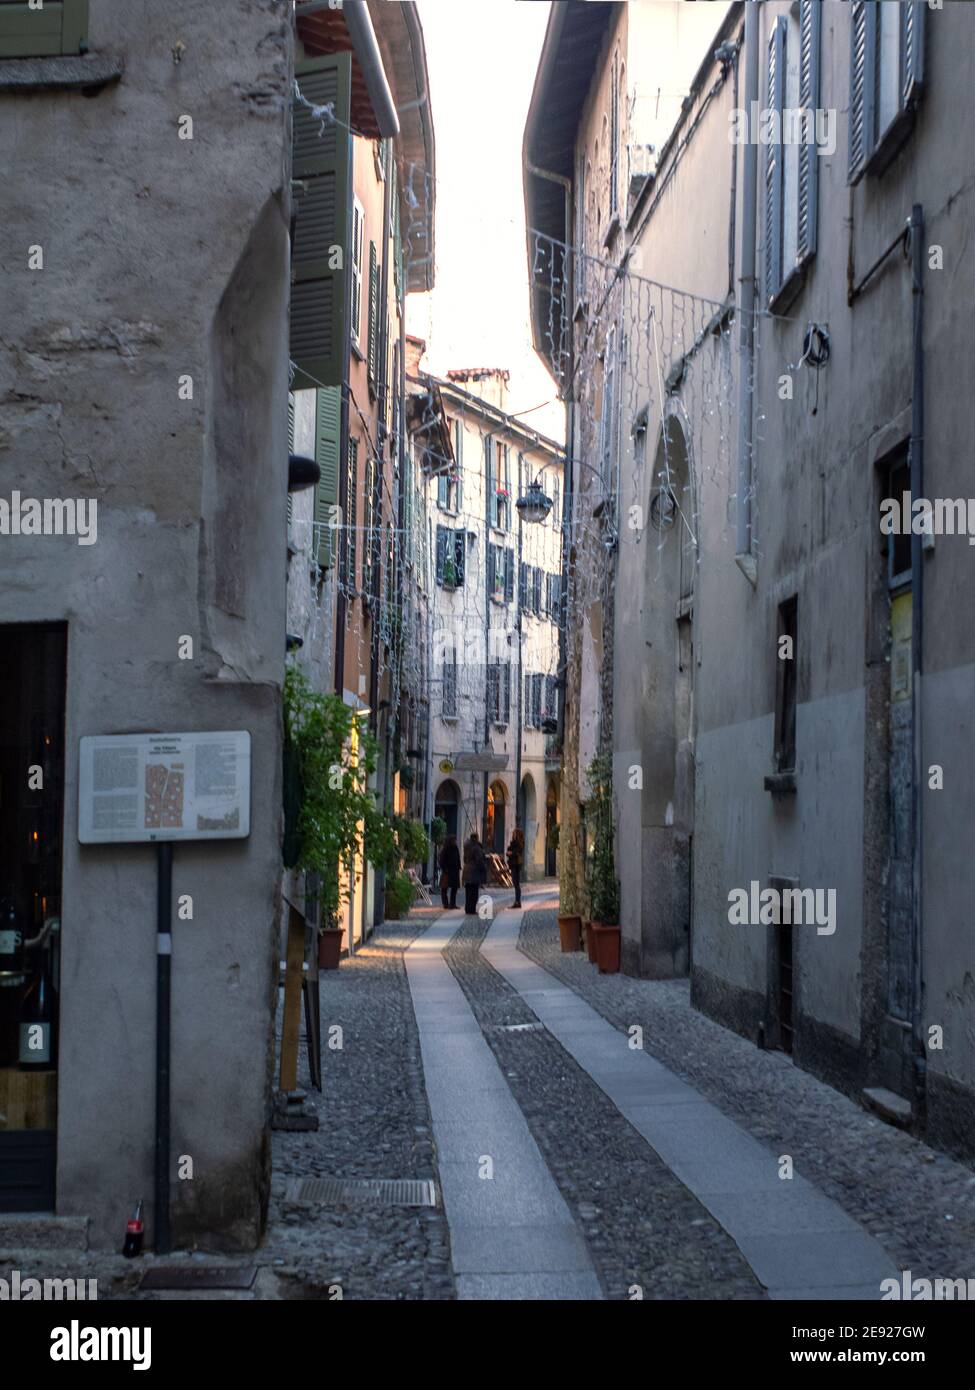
[526, 0, 975, 1158]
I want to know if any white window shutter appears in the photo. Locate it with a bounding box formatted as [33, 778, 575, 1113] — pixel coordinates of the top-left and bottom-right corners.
[796, 0, 821, 264]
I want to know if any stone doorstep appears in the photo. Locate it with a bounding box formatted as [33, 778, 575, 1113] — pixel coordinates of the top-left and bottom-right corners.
[861, 1087, 913, 1128]
[0, 1214, 89, 1252]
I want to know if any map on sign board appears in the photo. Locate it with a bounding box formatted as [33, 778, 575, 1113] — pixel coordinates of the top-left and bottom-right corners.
[78, 731, 251, 843]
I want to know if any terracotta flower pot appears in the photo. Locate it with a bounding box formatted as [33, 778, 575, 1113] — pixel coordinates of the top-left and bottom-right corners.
[585, 920, 598, 964]
[557, 914, 582, 952]
[318, 928, 344, 970]
[592, 923, 621, 974]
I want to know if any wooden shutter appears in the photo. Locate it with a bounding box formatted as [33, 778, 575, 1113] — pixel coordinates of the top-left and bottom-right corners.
[532, 674, 542, 729]
[287, 395, 296, 530]
[504, 550, 514, 603]
[503, 664, 511, 724]
[764, 17, 786, 304]
[848, 0, 877, 185]
[367, 241, 379, 390]
[796, 0, 822, 264]
[313, 387, 341, 568]
[435, 525, 447, 585]
[487, 664, 499, 724]
[545, 674, 557, 720]
[345, 437, 358, 592]
[291, 53, 352, 390]
[485, 435, 498, 528]
[519, 561, 528, 610]
[901, 1, 925, 109]
[0, 0, 87, 57]
[454, 529, 465, 588]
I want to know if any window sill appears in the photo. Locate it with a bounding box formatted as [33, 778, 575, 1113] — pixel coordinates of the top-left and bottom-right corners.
[0, 54, 122, 94]
[441, 715, 458, 725]
[764, 771, 797, 796]
[602, 213, 621, 251]
[768, 259, 811, 318]
[351, 341, 365, 363]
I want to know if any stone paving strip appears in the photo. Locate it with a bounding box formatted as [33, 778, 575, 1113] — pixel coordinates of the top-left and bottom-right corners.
[443, 913, 764, 1300]
[405, 913, 603, 1300]
[485, 900, 899, 1300]
[520, 903, 975, 1288]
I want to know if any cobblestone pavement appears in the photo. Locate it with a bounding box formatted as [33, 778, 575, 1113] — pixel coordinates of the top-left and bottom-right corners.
[263, 915, 455, 1301]
[444, 912, 765, 1300]
[520, 907, 975, 1285]
[1, 914, 455, 1301]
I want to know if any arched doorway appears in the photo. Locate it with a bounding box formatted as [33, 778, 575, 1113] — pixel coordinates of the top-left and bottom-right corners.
[434, 779, 460, 842]
[485, 781, 506, 856]
[545, 778, 559, 877]
[642, 411, 695, 974]
[520, 773, 538, 880]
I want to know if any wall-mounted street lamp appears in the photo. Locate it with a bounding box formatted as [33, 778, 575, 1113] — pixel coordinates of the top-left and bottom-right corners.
[515, 478, 553, 525]
[288, 453, 321, 492]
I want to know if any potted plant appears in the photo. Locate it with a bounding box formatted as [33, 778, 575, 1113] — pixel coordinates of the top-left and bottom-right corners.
[586, 753, 621, 973]
[557, 912, 582, 952]
[364, 812, 429, 922]
[384, 869, 416, 920]
[282, 666, 379, 968]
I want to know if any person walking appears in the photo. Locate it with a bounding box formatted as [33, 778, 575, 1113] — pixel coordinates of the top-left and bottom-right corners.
[506, 827, 525, 908]
[462, 832, 487, 915]
[439, 834, 461, 909]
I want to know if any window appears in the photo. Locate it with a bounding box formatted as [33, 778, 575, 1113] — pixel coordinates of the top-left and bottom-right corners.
[774, 597, 798, 773]
[764, 2, 822, 309]
[545, 572, 562, 622]
[343, 437, 358, 594]
[488, 544, 512, 604]
[437, 470, 460, 514]
[442, 649, 458, 720]
[488, 662, 510, 726]
[849, 0, 925, 185]
[884, 447, 912, 589]
[531, 673, 544, 731]
[0, 0, 88, 57]
[454, 418, 464, 474]
[545, 674, 558, 725]
[435, 525, 465, 589]
[531, 567, 543, 616]
[487, 439, 511, 530]
[551, 474, 561, 530]
[350, 198, 365, 348]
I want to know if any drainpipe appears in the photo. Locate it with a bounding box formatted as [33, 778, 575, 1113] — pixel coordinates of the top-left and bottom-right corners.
[735, 0, 759, 585]
[340, 1, 401, 139]
[909, 203, 926, 1115]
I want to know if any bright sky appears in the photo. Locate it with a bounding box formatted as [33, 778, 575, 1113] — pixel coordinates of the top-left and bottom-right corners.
[406, 0, 566, 443]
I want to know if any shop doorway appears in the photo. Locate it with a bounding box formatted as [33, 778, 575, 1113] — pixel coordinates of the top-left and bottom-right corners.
[0, 623, 66, 1212]
[486, 781, 507, 856]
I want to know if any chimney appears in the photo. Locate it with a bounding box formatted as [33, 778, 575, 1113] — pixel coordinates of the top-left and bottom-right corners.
[446, 367, 510, 411]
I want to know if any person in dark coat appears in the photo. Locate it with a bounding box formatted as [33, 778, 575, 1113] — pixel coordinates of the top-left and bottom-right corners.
[439, 834, 461, 909]
[506, 827, 525, 908]
[462, 833, 487, 915]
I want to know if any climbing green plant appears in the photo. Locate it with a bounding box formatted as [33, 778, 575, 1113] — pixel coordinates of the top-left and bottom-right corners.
[585, 753, 620, 925]
[282, 665, 379, 930]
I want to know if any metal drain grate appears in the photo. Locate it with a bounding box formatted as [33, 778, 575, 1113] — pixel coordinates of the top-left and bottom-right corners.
[286, 1177, 438, 1208]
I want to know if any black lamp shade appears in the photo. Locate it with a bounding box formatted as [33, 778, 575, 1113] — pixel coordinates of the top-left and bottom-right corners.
[289, 454, 321, 492]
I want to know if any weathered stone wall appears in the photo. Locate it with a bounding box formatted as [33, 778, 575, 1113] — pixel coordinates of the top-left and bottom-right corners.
[0, 0, 293, 1246]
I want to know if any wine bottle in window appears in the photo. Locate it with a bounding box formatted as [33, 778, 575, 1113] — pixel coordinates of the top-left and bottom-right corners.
[19, 954, 55, 1071]
[0, 896, 23, 974]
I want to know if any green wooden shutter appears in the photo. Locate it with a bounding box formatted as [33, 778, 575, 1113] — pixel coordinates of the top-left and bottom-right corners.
[796, 0, 822, 264]
[291, 52, 352, 390]
[486, 436, 498, 528]
[435, 524, 447, 585]
[0, 0, 87, 57]
[367, 241, 379, 391]
[454, 529, 465, 588]
[313, 386, 341, 568]
[763, 18, 786, 305]
[504, 549, 514, 604]
[345, 438, 358, 593]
